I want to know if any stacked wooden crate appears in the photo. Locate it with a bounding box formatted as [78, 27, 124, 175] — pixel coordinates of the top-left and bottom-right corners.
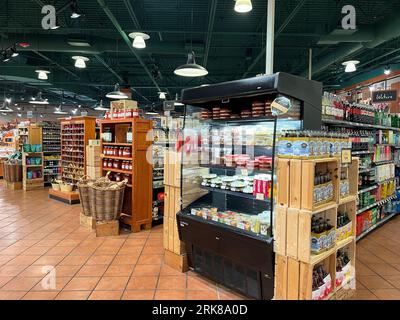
[163, 150, 187, 271]
[86, 140, 101, 179]
[274, 157, 359, 300]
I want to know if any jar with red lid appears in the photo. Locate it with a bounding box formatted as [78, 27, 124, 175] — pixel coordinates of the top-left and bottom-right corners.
[107, 159, 113, 168]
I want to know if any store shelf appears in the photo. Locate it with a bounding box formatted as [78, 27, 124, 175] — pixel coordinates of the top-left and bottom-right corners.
[359, 168, 375, 174]
[352, 150, 373, 155]
[322, 118, 400, 131]
[199, 163, 272, 174]
[357, 194, 396, 215]
[200, 186, 269, 203]
[100, 154, 132, 161]
[102, 142, 132, 146]
[376, 177, 396, 185]
[339, 195, 357, 205]
[309, 236, 355, 266]
[102, 168, 131, 175]
[356, 213, 397, 241]
[24, 165, 43, 168]
[336, 236, 355, 250]
[373, 160, 394, 165]
[358, 185, 378, 194]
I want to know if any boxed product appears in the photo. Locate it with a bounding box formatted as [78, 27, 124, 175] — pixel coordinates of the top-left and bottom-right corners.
[86, 145, 101, 167]
[336, 221, 353, 241]
[86, 165, 101, 179]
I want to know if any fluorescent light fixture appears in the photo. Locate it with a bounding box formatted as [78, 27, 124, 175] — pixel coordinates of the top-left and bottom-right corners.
[146, 111, 159, 115]
[67, 39, 91, 47]
[342, 60, 359, 73]
[106, 84, 129, 99]
[94, 100, 109, 111]
[36, 70, 50, 80]
[72, 55, 89, 68]
[128, 32, 150, 49]
[158, 92, 167, 100]
[174, 51, 208, 77]
[234, 0, 253, 13]
[384, 66, 391, 75]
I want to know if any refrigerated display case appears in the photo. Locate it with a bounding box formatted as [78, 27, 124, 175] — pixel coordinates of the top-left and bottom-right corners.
[176, 72, 322, 299]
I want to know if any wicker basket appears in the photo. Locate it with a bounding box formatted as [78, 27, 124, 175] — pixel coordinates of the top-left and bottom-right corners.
[4, 163, 22, 182]
[77, 175, 95, 217]
[60, 183, 73, 193]
[89, 177, 127, 222]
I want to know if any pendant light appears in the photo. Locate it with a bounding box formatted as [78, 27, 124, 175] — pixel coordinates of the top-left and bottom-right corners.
[0, 102, 13, 112]
[128, 32, 150, 49]
[384, 66, 391, 75]
[94, 100, 109, 111]
[51, 17, 61, 30]
[70, 0, 81, 18]
[10, 44, 19, 57]
[158, 92, 167, 100]
[106, 84, 129, 99]
[29, 92, 49, 105]
[35, 70, 50, 80]
[234, 0, 253, 13]
[174, 51, 208, 77]
[72, 56, 89, 68]
[54, 105, 68, 115]
[342, 60, 359, 73]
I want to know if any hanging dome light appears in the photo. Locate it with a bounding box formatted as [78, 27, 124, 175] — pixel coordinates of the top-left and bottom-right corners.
[384, 66, 391, 75]
[54, 105, 68, 114]
[35, 70, 50, 80]
[29, 92, 49, 105]
[10, 44, 19, 57]
[158, 92, 167, 100]
[128, 32, 150, 49]
[0, 103, 13, 112]
[342, 60, 359, 73]
[234, 0, 253, 13]
[106, 84, 129, 99]
[72, 56, 89, 68]
[174, 51, 208, 77]
[94, 100, 109, 111]
[70, 0, 81, 18]
[51, 17, 61, 30]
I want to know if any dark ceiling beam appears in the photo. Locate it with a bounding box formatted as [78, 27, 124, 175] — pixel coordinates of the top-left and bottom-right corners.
[93, 54, 123, 83]
[122, 0, 141, 28]
[203, 0, 218, 68]
[96, 0, 162, 92]
[242, 0, 307, 78]
[31, 0, 45, 7]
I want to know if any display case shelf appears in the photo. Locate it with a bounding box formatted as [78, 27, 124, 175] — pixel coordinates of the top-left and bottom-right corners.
[200, 185, 270, 203]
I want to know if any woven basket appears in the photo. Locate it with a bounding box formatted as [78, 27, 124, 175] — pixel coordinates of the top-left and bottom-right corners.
[4, 163, 22, 182]
[89, 176, 127, 221]
[77, 175, 95, 217]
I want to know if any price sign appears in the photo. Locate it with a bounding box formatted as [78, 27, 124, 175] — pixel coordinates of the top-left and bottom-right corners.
[372, 90, 397, 103]
[341, 148, 352, 164]
[27, 111, 33, 118]
[256, 193, 265, 200]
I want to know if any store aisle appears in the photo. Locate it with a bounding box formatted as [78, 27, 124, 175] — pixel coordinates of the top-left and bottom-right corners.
[0, 182, 244, 300]
[353, 216, 400, 300]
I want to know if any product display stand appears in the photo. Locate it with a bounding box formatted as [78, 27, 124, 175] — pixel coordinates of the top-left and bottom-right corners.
[48, 116, 96, 204]
[100, 118, 153, 232]
[41, 122, 61, 186]
[163, 150, 188, 271]
[274, 156, 359, 300]
[22, 125, 44, 191]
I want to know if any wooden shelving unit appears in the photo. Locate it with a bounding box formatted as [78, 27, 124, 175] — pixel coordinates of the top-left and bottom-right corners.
[41, 122, 61, 185]
[274, 156, 358, 300]
[22, 126, 44, 191]
[100, 118, 153, 232]
[49, 116, 96, 204]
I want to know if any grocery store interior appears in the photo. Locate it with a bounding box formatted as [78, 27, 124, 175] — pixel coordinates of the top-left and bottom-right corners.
[1, 0, 400, 301]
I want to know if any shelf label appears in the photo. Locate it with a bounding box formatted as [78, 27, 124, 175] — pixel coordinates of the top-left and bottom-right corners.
[241, 169, 248, 176]
[256, 193, 265, 200]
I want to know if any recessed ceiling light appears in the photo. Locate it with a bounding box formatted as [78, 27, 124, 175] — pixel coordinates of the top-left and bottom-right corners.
[174, 51, 208, 77]
[72, 56, 89, 68]
[128, 32, 150, 49]
[342, 60, 359, 73]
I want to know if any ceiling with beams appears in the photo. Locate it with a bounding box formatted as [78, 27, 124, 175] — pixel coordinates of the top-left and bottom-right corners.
[1, 0, 400, 111]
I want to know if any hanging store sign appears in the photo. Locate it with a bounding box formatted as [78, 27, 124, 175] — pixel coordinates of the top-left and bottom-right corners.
[372, 90, 397, 103]
[163, 101, 175, 111]
[27, 111, 33, 119]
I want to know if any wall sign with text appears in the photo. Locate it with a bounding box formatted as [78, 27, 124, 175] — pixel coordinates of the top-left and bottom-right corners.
[372, 90, 398, 103]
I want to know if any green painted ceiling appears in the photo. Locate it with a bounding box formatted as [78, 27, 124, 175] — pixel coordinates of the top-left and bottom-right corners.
[1, 0, 400, 109]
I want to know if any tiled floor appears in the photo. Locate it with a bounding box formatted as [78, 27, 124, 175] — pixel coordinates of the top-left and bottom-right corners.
[0, 181, 244, 300]
[1, 181, 400, 300]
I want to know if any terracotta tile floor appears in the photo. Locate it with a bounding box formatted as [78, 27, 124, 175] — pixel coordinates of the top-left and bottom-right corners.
[1, 181, 400, 300]
[0, 182, 244, 300]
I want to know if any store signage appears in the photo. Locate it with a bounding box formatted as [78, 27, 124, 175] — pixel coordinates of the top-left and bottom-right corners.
[341, 5, 356, 30]
[341, 148, 352, 164]
[27, 111, 33, 119]
[163, 101, 175, 111]
[41, 5, 57, 30]
[372, 90, 397, 103]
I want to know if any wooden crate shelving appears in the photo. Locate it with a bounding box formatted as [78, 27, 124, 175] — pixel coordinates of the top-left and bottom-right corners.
[100, 118, 153, 232]
[274, 155, 358, 300]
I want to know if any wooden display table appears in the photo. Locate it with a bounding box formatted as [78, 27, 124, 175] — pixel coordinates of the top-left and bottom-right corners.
[48, 188, 80, 204]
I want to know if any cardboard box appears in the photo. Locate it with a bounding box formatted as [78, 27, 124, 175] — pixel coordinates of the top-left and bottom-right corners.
[86, 165, 101, 179]
[86, 145, 101, 167]
[88, 139, 101, 146]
